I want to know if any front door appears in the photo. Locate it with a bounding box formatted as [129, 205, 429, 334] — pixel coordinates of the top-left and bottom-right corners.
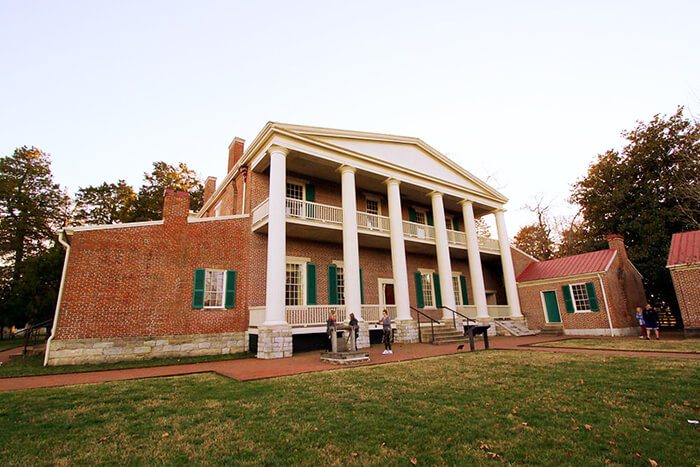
[383, 283, 396, 305]
[542, 291, 561, 323]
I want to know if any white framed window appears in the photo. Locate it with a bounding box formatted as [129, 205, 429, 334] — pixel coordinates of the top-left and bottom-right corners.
[286, 262, 304, 306]
[414, 210, 427, 225]
[420, 272, 436, 308]
[286, 182, 304, 217]
[204, 269, 226, 308]
[366, 199, 379, 215]
[570, 284, 591, 312]
[286, 182, 304, 200]
[336, 266, 345, 305]
[452, 273, 462, 306]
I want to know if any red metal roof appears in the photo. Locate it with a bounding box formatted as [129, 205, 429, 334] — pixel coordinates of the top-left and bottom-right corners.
[667, 230, 700, 267]
[516, 249, 617, 282]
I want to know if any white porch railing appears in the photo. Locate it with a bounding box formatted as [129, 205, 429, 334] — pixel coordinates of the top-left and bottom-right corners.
[446, 229, 467, 246]
[357, 212, 390, 233]
[403, 220, 435, 241]
[456, 304, 512, 319]
[251, 198, 269, 226]
[361, 304, 398, 323]
[285, 198, 343, 224]
[249, 306, 266, 327]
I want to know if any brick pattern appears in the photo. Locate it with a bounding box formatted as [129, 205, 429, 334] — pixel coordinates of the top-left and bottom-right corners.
[670, 265, 700, 334]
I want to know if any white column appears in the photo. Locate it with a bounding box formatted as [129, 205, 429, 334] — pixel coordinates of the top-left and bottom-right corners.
[430, 192, 456, 320]
[494, 209, 523, 318]
[460, 200, 489, 319]
[385, 179, 411, 321]
[263, 146, 289, 326]
[340, 166, 362, 321]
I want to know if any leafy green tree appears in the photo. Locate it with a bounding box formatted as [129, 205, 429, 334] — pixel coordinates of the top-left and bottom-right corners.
[0, 147, 69, 331]
[74, 180, 136, 225]
[571, 107, 700, 314]
[129, 162, 204, 221]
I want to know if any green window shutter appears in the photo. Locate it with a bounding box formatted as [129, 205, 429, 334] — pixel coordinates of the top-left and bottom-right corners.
[305, 184, 316, 202]
[359, 268, 365, 304]
[408, 207, 417, 223]
[453, 218, 460, 231]
[562, 285, 575, 313]
[414, 272, 424, 308]
[460, 275, 468, 305]
[427, 211, 434, 226]
[307, 263, 317, 305]
[224, 270, 237, 309]
[192, 269, 205, 309]
[433, 273, 442, 308]
[328, 264, 338, 305]
[586, 282, 600, 311]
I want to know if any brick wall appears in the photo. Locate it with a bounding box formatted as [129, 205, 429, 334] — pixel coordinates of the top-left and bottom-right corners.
[671, 265, 700, 332]
[55, 197, 252, 340]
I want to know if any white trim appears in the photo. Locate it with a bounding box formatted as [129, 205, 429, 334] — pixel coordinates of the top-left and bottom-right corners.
[568, 283, 593, 312]
[540, 290, 561, 324]
[286, 256, 311, 264]
[188, 214, 249, 223]
[417, 270, 437, 309]
[214, 200, 223, 217]
[66, 220, 164, 233]
[603, 250, 617, 272]
[285, 260, 307, 307]
[377, 278, 394, 306]
[564, 327, 638, 337]
[517, 272, 604, 287]
[667, 262, 700, 271]
[598, 273, 614, 336]
[44, 230, 71, 366]
[451, 272, 463, 306]
[203, 269, 228, 309]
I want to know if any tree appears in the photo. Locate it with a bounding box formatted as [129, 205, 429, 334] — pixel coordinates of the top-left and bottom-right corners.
[513, 224, 555, 260]
[571, 107, 700, 313]
[0, 147, 69, 331]
[74, 180, 136, 225]
[129, 162, 204, 221]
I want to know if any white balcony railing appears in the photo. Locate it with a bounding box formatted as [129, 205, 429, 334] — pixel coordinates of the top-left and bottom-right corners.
[251, 199, 500, 254]
[403, 220, 435, 240]
[357, 212, 390, 233]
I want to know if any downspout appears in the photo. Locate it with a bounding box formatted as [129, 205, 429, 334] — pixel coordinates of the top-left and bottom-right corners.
[240, 166, 248, 215]
[44, 230, 71, 366]
[598, 273, 614, 337]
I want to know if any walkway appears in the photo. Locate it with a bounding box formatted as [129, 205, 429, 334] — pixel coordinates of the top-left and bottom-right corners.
[0, 336, 697, 392]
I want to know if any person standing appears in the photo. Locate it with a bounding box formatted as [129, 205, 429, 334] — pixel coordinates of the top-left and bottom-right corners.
[326, 311, 337, 351]
[348, 312, 359, 350]
[378, 309, 392, 354]
[643, 304, 660, 340]
[635, 307, 646, 339]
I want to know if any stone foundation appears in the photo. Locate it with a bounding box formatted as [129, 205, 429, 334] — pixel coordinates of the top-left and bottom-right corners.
[356, 321, 370, 349]
[45, 332, 247, 366]
[394, 319, 419, 343]
[563, 327, 638, 337]
[257, 325, 293, 359]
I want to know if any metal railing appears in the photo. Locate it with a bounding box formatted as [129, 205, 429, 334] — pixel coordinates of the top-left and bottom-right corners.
[12, 319, 52, 356]
[440, 306, 475, 333]
[410, 306, 439, 343]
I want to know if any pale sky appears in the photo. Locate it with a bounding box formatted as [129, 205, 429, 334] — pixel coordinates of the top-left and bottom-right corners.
[1, 0, 698, 237]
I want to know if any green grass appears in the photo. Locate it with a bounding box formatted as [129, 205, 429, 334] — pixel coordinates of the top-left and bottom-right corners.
[0, 352, 252, 379]
[531, 337, 700, 353]
[0, 351, 698, 466]
[0, 337, 25, 352]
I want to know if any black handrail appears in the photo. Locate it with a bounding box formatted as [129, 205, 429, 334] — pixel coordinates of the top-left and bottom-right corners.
[439, 306, 475, 333]
[410, 306, 439, 343]
[20, 319, 52, 356]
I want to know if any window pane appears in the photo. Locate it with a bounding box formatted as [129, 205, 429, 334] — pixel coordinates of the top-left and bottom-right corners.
[421, 273, 434, 307]
[366, 200, 379, 215]
[286, 263, 303, 306]
[204, 270, 224, 307]
[336, 266, 345, 305]
[286, 183, 303, 200]
[415, 211, 426, 225]
[452, 276, 461, 306]
[571, 284, 590, 311]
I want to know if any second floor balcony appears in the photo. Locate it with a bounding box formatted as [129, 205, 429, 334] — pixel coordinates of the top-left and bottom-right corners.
[251, 197, 501, 255]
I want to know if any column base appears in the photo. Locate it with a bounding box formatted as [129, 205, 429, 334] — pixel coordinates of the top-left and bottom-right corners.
[356, 321, 370, 349]
[256, 324, 293, 359]
[394, 319, 419, 343]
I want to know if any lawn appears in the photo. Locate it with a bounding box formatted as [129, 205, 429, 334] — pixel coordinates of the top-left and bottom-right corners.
[531, 338, 700, 354]
[0, 351, 698, 465]
[0, 352, 252, 379]
[0, 337, 25, 352]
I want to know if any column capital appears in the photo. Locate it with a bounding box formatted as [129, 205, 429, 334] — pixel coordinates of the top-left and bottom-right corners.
[383, 178, 401, 187]
[458, 199, 474, 207]
[427, 190, 444, 200]
[337, 164, 356, 175]
[269, 145, 289, 157]
[493, 208, 507, 215]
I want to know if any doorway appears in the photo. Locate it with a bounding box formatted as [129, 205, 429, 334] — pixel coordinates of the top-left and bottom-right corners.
[378, 279, 395, 305]
[542, 290, 562, 323]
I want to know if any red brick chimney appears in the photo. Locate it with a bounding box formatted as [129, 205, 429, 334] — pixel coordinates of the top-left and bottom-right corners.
[203, 176, 217, 205]
[162, 190, 190, 224]
[228, 137, 245, 173]
[606, 234, 628, 263]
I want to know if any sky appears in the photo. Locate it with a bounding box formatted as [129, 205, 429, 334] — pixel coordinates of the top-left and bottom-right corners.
[1, 0, 698, 237]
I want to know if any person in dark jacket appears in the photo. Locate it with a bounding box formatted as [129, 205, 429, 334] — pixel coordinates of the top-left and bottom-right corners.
[348, 313, 359, 350]
[326, 311, 336, 351]
[643, 304, 660, 340]
[377, 309, 392, 354]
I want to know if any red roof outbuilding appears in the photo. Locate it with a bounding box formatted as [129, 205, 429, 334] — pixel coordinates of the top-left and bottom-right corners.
[516, 249, 617, 282]
[667, 230, 700, 267]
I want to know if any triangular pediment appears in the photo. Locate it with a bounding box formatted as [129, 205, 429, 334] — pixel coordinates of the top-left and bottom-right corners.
[275, 123, 506, 203]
